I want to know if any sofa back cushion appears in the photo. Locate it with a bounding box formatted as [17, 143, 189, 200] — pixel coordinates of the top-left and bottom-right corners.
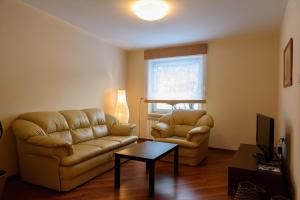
[172, 110, 206, 126]
[174, 125, 194, 137]
[18, 112, 72, 144]
[60, 110, 94, 144]
[83, 109, 108, 138]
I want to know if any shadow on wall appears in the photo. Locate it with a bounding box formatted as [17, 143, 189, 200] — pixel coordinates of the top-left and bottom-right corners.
[0, 117, 19, 175]
[282, 123, 295, 198]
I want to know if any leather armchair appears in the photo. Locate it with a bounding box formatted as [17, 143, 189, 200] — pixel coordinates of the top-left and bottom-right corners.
[151, 110, 214, 166]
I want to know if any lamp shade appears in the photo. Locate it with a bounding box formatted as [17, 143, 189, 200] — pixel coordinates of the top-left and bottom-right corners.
[132, 0, 170, 21]
[115, 90, 129, 123]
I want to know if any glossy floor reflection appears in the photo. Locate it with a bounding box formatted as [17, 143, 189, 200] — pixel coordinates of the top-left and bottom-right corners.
[3, 148, 234, 200]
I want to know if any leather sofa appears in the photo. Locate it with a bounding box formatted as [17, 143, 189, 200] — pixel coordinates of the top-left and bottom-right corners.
[12, 108, 137, 191]
[151, 110, 214, 166]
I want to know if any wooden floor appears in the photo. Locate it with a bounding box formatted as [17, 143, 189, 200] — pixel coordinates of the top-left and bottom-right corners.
[3, 149, 235, 200]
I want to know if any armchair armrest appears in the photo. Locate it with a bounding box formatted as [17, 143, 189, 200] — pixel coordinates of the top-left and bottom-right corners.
[186, 126, 210, 142]
[110, 123, 136, 136]
[151, 122, 173, 138]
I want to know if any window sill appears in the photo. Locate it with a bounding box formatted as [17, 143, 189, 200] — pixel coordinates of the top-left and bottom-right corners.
[147, 113, 164, 120]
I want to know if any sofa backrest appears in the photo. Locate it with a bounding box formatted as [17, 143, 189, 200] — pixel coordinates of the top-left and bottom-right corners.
[59, 110, 94, 144]
[15, 108, 111, 145]
[82, 109, 109, 138]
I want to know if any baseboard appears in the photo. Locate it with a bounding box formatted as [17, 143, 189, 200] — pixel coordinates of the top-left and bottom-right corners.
[138, 138, 153, 143]
[208, 147, 236, 153]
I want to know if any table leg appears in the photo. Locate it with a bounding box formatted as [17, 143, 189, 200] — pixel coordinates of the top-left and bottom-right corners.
[115, 154, 120, 189]
[148, 161, 155, 197]
[146, 161, 149, 171]
[174, 147, 179, 176]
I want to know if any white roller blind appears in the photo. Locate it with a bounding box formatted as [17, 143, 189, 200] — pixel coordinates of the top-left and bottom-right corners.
[147, 55, 206, 101]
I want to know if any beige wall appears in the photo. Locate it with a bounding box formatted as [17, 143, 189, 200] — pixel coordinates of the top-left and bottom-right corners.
[126, 51, 148, 139]
[0, 0, 126, 175]
[207, 33, 279, 150]
[278, 0, 300, 198]
[126, 32, 279, 150]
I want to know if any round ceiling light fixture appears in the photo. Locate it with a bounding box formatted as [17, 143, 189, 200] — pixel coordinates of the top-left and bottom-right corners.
[132, 0, 170, 21]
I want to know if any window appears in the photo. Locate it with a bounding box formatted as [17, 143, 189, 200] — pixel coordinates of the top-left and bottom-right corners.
[147, 55, 206, 113]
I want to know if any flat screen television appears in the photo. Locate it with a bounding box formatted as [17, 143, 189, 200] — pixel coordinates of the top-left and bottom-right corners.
[256, 113, 274, 160]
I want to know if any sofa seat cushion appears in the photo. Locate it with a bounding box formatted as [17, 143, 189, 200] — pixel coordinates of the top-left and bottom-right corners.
[100, 136, 138, 147]
[61, 144, 102, 166]
[154, 136, 199, 148]
[80, 138, 120, 153]
[60, 152, 112, 180]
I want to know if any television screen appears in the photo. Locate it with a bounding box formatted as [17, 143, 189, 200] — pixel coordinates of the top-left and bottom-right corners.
[256, 114, 274, 159]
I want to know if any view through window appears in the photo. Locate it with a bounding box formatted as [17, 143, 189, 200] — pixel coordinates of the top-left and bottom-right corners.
[147, 55, 206, 113]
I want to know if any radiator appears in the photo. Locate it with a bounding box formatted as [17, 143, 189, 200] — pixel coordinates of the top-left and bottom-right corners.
[146, 114, 161, 139]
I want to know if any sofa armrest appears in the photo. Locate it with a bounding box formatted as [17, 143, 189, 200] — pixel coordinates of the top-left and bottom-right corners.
[13, 120, 47, 140]
[23, 141, 72, 161]
[13, 120, 74, 157]
[26, 135, 74, 155]
[151, 122, 173, 138]
[110, 123, 136, 136]
[186, 126, 210, 142]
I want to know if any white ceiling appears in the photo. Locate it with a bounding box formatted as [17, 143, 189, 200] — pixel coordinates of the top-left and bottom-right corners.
[23, 0, 287, 49]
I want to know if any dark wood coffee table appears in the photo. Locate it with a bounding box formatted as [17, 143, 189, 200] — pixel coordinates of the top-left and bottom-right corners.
[114, 141, 179, 197]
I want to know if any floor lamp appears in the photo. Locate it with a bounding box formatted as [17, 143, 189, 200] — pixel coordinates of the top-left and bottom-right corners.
[115, 90, 129, 124]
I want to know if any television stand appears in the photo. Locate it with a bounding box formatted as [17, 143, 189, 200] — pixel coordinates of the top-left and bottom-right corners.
[228, 144, 289, 197]
[252, 153, 282, 166]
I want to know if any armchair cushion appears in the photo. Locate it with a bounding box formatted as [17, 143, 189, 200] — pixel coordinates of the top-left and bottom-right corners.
[196, 115, 214, 128]
[110, 123, 136, 136]
[174, 125, 194, 137]
[152, 122, 173, 137]
[172, 110, 206, 126]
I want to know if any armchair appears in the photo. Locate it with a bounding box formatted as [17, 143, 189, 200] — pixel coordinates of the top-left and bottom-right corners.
[151, 110, 214, 166]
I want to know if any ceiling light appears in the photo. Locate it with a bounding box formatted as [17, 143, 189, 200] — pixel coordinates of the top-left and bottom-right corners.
[132, 0, 170, 21]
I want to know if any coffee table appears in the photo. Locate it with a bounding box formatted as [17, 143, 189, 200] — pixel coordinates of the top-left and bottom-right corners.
[114, 141, 179, 197]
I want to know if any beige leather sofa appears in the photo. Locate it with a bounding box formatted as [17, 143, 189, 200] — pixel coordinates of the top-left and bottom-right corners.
[12, 108, 137, 191]
[151, 110, 214, 166]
